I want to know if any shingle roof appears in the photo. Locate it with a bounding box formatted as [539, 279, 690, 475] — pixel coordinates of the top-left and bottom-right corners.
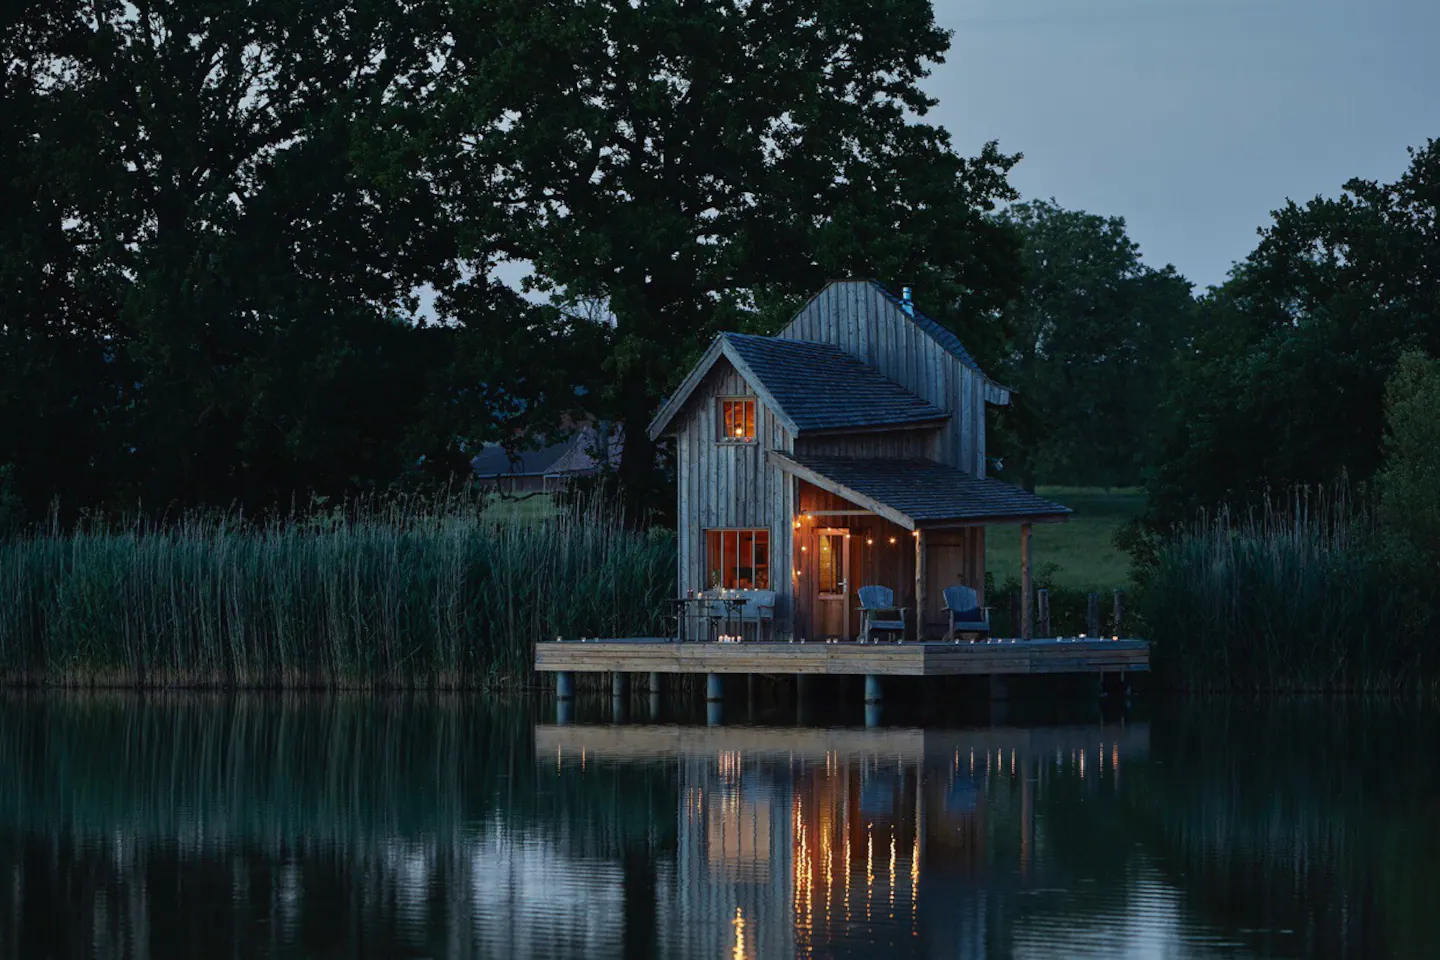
[471, 425, 620, 478]
[781, 454, 1072, 525]
[723, 333, 947, 432]
[868, 282, 988, 379]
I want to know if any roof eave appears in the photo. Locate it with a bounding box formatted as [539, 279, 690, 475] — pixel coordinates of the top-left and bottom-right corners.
[647, 334, 805, 441]
[796, 415, 950, 437]
[916, 510, 1071, 529]
[768, 451, 917, 530]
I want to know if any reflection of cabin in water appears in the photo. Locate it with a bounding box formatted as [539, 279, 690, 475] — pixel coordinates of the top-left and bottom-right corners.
[648, 280, 1071, 641]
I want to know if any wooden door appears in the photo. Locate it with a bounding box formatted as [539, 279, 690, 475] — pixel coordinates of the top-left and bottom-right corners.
[814, 528, 851, 639]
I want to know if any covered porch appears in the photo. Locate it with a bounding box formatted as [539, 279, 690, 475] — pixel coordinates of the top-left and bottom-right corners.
[775, 454, 1072, 642]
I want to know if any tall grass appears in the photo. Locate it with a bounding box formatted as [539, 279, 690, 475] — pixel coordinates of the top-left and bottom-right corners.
[1140, 488, 1432, 692]
[0, 495, 676, 688]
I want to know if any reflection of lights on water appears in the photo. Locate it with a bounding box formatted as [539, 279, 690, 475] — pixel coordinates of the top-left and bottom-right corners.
[732, 906, 746, 960]
[888, 832, 896, 918]
[866, 824, 874, 921]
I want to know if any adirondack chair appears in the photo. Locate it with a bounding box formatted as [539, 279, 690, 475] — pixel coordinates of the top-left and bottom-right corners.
[943, 585, 991, 642]
[857, 585, 908, 644]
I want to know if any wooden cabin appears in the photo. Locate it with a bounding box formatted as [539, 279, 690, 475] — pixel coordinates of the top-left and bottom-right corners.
[647, 279, 1071, 642]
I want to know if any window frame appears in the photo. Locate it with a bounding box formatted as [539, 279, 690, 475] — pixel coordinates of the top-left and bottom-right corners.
[716, 397, 757, 444]
[704, 527, 771, 590]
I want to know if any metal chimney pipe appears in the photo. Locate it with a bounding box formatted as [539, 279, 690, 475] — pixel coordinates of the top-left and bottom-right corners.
[901, 286, 914, 316]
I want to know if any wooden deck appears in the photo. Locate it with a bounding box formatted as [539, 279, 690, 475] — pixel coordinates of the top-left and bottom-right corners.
[535, 722, 1150, 763]
[534, 637, 1149, 677]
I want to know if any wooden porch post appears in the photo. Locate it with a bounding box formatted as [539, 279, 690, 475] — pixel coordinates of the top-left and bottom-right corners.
[1020, 523, 1033, 640]
[914, 528, 927, 642]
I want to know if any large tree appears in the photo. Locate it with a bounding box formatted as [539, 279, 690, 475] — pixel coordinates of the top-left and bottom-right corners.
[0, 0, 540, 515]
[421, 0, 1025, 497]
[1148, 139, 1440, 523]
[994, 199, 1195, 489]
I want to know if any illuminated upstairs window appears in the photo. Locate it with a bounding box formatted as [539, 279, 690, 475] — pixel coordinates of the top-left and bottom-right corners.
[718, 398, 756, 443]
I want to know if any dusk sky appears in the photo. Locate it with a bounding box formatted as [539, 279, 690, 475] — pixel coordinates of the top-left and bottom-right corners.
[932, 0, 1439, 289]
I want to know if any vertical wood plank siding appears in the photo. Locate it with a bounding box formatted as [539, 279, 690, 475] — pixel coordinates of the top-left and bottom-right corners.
[776, 281, 987, 477]
[676, 359, 795, 634]
[667, 281, 1004, 643]
[789, 480, 981, 640]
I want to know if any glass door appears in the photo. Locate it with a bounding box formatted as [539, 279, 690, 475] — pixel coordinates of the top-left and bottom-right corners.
[814, 528, 851, 639]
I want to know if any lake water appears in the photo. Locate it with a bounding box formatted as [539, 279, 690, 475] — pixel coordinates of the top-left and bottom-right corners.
[0, 691, 1435, 959]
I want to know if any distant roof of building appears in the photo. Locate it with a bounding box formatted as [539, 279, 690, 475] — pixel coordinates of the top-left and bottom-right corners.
[471, 424, 620, 479]
[774, 453, 1072, 528]
[648, 333, 948, 439]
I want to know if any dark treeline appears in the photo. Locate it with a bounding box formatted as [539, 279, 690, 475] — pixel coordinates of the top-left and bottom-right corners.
[1, 0, 1025, 523]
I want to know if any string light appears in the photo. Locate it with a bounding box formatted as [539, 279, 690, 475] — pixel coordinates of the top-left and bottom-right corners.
[887, 536, 896, 545]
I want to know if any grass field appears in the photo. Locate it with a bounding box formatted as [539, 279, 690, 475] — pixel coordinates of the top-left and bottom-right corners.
[985, 486, 1146, 590]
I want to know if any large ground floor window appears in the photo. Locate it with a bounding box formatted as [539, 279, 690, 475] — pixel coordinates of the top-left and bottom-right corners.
[705, 529, 770, 589]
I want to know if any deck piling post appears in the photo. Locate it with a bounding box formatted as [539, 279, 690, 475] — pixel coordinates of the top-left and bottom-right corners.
[648, 691, 661, 722]
[988, 674, 1010, 702]
[707, 701, 724, 726]
[706, 673, 724, 702]
[1020, 524, 1034, 640]
[556, 699, 574, 725]
[647, 671, 661, 694]
[556, 671, 575, 700]
[864, 674, 883, 704]
[1086, 593, 1100, 638]
[611, 672, 630, 700]
[865, 703, 882, 728]
[915, 528, 927, 641]
[1112, 590, 1125, 638]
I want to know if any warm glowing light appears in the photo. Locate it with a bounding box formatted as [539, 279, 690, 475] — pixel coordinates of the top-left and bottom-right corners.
[735, 427, 744, 437]
[801, 545, 807, 552]
[731, 907, 747, 960]
[866, 537, 874, 545]
[793, 519, 801, 529]
[888, 536, 897, 545]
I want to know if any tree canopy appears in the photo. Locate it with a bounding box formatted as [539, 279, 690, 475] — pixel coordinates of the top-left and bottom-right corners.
[1, 0, 1026, 520]
[993, 199, 1194, 489]
[1146, 139, 1440, 524]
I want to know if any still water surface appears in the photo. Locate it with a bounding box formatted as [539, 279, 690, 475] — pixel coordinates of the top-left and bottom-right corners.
[0, 692, 1436, 958]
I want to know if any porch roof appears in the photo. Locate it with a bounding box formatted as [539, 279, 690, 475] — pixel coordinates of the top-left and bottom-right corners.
[771, 453, 1072, 529]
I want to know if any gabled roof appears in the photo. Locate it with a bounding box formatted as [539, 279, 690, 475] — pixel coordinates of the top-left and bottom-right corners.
[771, 453, 1072, 529]
[866, 281, 989, 379]
[471, 424, 620, 478]
[648, 333, 948, 440]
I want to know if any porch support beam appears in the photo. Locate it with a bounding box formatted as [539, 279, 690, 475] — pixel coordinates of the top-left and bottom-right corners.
[1020, 523, 1033, 640]
[915, 528, 927, 642]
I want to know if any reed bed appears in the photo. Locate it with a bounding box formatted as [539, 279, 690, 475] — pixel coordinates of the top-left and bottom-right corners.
[0, 495, 676, 688]
[1140, 488, 1432, 692]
